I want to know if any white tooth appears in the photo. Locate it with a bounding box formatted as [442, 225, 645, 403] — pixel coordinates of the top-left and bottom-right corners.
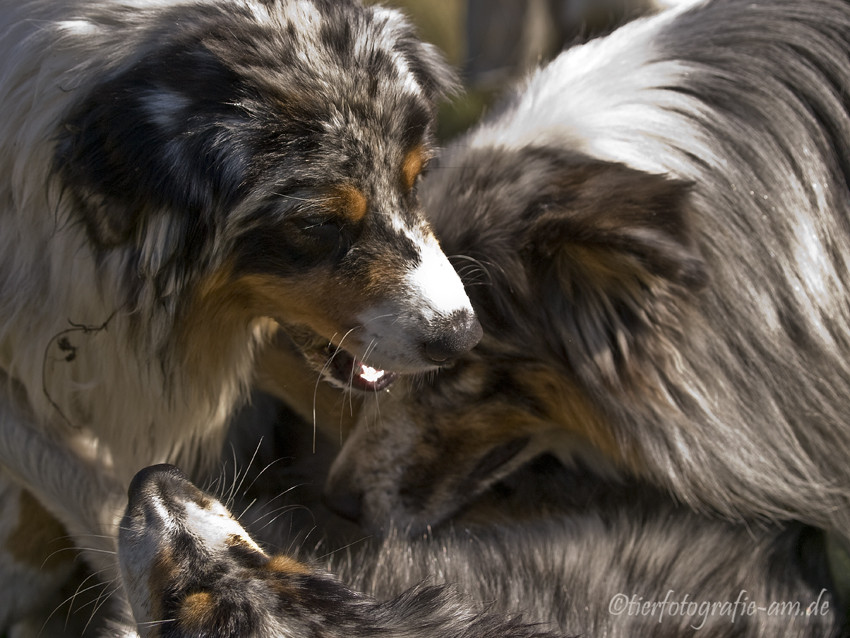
[359, 364, 385, 383]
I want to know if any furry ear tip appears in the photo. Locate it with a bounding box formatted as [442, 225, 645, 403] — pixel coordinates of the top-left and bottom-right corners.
[393, 23, 458, 103]
[417, 41, 460, 101]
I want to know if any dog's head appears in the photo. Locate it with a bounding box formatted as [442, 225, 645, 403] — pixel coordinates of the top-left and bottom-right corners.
[54, 0, 480, 386]
[324, 144, 708, 534]
[119, 463, 366, 637]
[119, 464, 566, 638]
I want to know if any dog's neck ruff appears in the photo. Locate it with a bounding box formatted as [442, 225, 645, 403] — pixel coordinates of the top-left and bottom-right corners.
[0, 230, 265, 484]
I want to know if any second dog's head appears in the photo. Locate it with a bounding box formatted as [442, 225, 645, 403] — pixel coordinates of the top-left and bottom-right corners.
[324, 141, 707, 533]
[53, 0, 480, 387]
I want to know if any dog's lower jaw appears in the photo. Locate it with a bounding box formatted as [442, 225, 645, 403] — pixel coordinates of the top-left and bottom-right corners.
[280, 308, 482, 394]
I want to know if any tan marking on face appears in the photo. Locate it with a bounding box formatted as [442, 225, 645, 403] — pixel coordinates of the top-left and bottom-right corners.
[369, 398, 551, 525]
[434, 404, 545, 462]
[190, 263, 372, 334]
[235, 272, 358, 336]
[5, 490, 74, 570]
[178, 266, 268, 377]
[148, 549, 178, 622]
[179, 263, 368, 377]
[266, 554, 312, 576]
[363, 252, 408, 294]
[402, 358, 633, 479]
[179, 591, 216, 630]
[325, 183, 368, 223]
[401, 145, 426, 192]
[225, 533, 264, 554]
[518, 365, 643, 471]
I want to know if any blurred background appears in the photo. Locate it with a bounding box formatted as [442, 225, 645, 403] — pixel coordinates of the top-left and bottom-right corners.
[368, 0, 678, 139]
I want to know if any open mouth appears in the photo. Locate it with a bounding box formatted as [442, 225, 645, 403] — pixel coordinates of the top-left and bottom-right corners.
[323, 344, 399, 392]
[275, 324, 401, 393]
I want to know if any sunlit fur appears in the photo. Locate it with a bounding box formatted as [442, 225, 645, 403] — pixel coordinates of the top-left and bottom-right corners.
[326, 0, 850, 540]
[0, 0, 469, 631]
[117, 463, 843, 637]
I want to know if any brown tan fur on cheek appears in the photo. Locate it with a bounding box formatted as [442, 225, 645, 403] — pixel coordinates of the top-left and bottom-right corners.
[399, 403, 546, 496]
[439, 405, 547, 461]
[148, 549, 178, 626]
[199, 268, 343, 331]
[516, 365, 645, 472]
[233, 272, 367, 339]
[179, 591, 217, 632]
[179, 264, 365, 374]
[265, 554, 312, 576]
[401, 360, 633, 492]
[176, 263, 273, 377]
[262, 555, 313, 600]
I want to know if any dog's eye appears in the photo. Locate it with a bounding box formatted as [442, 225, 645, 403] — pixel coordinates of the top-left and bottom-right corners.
[299, 217, 347, 260]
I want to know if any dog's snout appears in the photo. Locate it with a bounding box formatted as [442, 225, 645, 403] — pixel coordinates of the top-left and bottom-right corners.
[323, 483, 363, 524]
[424, 309, 483, 364]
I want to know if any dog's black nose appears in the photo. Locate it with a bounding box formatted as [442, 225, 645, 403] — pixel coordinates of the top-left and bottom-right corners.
[424, 310, 483, 364]
[323, 484, 363, 524]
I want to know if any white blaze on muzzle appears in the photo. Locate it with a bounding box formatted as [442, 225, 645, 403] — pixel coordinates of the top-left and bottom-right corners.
[405, 236, 474, 323]
[354, 233, 481, 373]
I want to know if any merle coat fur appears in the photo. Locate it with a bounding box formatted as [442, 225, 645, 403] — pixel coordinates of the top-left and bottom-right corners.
[118, 463, 844, 637]
[325, 0, 850, 540]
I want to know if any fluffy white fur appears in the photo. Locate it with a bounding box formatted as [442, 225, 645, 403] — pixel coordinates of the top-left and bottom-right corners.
[0, 0, 262, 482]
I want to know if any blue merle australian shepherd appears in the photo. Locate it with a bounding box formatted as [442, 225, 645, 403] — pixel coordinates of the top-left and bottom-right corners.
[0, 0, 483, 631]
[325, 0, 850, 555]
[114, 463, 841, 637]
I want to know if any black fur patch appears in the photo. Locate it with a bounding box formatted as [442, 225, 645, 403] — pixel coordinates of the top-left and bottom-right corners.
[55, 36, 251, 246]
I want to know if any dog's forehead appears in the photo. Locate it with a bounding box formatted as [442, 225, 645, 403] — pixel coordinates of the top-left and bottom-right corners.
[126, 1, 435, 153]
[210, 1, 437, 197]
[212, 1, 435, 127]
[290, 1, 432, 98]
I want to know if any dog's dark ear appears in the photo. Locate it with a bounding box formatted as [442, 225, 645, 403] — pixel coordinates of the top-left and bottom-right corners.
[54, 46, 251, 247]
[524, 162, 708, 388]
